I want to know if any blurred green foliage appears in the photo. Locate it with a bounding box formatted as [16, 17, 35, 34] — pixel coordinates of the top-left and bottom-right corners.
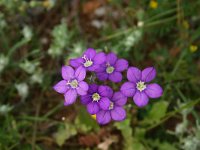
[0, 0, 200, 150]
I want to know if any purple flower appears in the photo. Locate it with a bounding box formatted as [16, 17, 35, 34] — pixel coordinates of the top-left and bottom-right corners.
[70, 48, 106, 71]
[96, 92, 127, 125]
[53, 66, 88, 106]
[95, 52, 128, 83]
[81, 84, 113, 115]
[120, 67, 163, 107]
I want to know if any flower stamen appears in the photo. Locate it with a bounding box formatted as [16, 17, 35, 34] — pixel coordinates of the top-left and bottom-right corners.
[136, 81, 146, 92]
[92, 93, 101, 102]
[82, 55, 93, 67]
[109, 102, 114, 110]
[106, 66, 114, 74]
[67, 79, 78, 88]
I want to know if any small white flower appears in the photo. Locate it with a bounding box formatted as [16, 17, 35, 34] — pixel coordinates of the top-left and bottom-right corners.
[48, 21, 69, 57]
[175, 122, 187, 135]
[19, 60, 39, 74]
[22, 26, 33, 41]
[95, 7, 106, 17]
[30, 69, 43, 84]
[137, 21, 144, 27]
[0, 13, 7, 29]
[91, 20, 106, 29]
[183, 136, 200, 150]
[73, 42, 83, 54]
[15, 83, 29, 101]
[124, 29, 142, 47]
[0, 105, 13, 115]
[0, 54, 9, 73]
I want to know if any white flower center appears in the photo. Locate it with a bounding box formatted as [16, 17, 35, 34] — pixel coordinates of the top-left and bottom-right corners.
[136, 81, 146, 92]
[109, 102, 114, 110]
[82, 55, 93, 67]
[92, 93, 101, 102]
[106, 66, 114, 74]
[68, 79, 78, 88]
[106, 63, 115, 74]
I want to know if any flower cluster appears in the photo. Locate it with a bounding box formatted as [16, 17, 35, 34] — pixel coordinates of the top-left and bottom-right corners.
[53, 48, 163, 125]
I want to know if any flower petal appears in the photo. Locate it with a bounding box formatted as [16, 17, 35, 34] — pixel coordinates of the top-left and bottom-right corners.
[81, 95, 92, 105]
[62, 66, 74, 80]
[112, 92, 127, 106]
[88, 84, 99, 94]
[127, 67, 141, 83]
[87, 64, 100, 71]
[53, 80, 68, 94]
[64, 89, 77, 106]
[115, 59, 128, 72]
[84, 48, 96, 59]
[98, 85, 113, 99]
[96, 110, 111, 125]
[99, 97, 110, 110]
[106, 52, 117, 65]
[75, 66, 86, 81]
[76, 81, 88, 95]
[111, 106, 126, 121]
[145, 83, 163, 98]
[133, 91, 149, 107]
[141, 67, 156, 82]
[87, 102, 99, 115]
[93, 52, 106, 65]
[108, 72, 122, 83]
[70, 57, 84, 68]
[95, 63, 106, 72]
[96, 72, 108, 81]
[120, 82, 136, 97]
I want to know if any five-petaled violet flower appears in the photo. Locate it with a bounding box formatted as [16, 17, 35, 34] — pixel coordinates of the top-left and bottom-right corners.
[96, 52, 128, 83]
[96, 92, 127, 125]
[81, 84, 113, 115]
[120, 67, 163, 107]
[53, 66, 88, 106]
[70, 48, 106, 71]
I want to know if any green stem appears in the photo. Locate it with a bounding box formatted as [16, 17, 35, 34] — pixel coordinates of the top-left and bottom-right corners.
[146, 97, 200, 131]
[0, 29, 10, 51]
[172, 48, 187, 75]
[8, 38, 28, 58]
[43, 102, 63, 118]
[175, 86, 200, 122]
[144, 15, 177, 28]
[145, 8, 177, 23]
[97, 15, 177, 43]
[18, 116, 49, 122]
[98, 28, 134, 42]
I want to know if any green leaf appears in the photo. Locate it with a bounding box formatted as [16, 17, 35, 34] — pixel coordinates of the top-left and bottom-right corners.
[115, 117, 145, 150]
[148, 139, 178, 150]
[75, 107, 100, 132]
[54, 122, 77, 146]
[158, 142, 178, 150]
[142, 101, 169, 125]
[148, 101, 169, 121]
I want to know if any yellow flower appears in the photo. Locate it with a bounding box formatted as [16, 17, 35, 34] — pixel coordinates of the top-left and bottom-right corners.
[43, 0, 51, 9]
[91, 114, 96, 120]
[190, 45, 198, 53]
[182, 20, 189, 29]
[150, 0, 158, 9]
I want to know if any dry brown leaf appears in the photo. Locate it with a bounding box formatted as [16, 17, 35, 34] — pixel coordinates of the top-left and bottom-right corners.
[82, 1, 101, 14]
[169, 47, 181, 57]
[79, 133, 100, 147]
[97, 136, 118, 150]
